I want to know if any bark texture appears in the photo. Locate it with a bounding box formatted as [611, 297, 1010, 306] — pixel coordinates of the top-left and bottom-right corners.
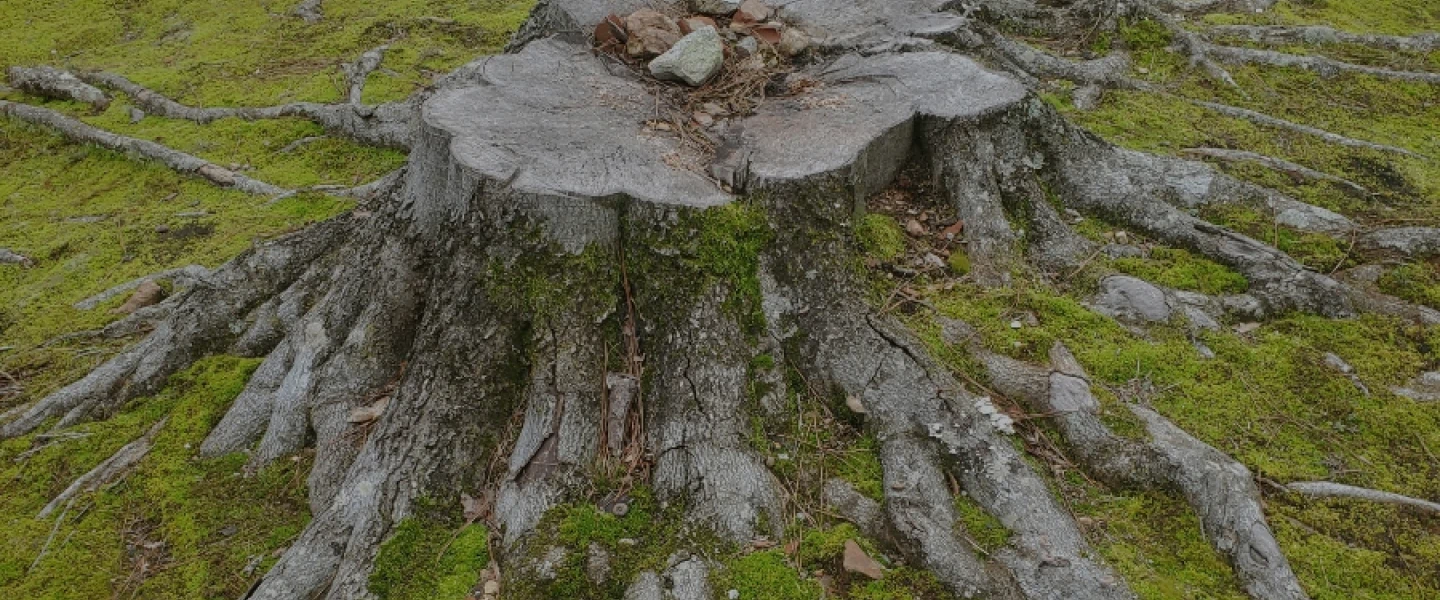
[4, 0, 1436, 599]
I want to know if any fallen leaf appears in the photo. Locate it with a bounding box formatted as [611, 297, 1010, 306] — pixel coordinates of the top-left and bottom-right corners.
[842, 540, 884, 580]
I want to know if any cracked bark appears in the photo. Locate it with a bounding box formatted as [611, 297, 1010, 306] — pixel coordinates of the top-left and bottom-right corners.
[5, 0, 1434, 598]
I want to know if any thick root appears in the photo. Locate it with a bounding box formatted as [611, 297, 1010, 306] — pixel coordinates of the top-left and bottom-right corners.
[951, 319, 1308, 600]
[0, 99, 290, 195]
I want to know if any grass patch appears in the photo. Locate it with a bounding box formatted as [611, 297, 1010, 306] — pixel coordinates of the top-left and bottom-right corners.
[0, 357, 310, 599]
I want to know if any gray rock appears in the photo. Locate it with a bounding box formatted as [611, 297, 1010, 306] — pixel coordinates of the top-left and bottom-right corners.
[0, 248, 33, 266]
[587, 543, 612, 584]
[737, 35, 759, 56]
[1391, 371, 1440, 402]
[128, 106, 145, 123]
[692, 0, 741, 15]
[1090, 275, 1171, 323]
[649, 27, 724, 86]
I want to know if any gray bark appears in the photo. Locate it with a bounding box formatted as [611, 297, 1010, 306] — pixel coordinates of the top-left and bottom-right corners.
[7, 0, 1420, 598]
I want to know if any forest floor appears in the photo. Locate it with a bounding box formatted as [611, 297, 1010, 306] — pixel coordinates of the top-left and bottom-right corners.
[0, 0, 1436, 599]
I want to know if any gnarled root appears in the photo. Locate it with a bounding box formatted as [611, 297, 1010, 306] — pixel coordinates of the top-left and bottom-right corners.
[951, 322, 1308, 600]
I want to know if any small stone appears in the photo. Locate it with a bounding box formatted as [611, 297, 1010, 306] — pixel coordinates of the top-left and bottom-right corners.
[611, 502, 629, 517]
[736, 35, 759, 56]
[733, 0, 773, 24]
[649, 26, 723, 86]
[842, 540, 884, 580]
[483, 580, 500, 595]
[587, 543, 612, 584]
[128, 106, 145, 123]
[778, 27, 810, 56]
[692, 0, 741, 15]
[1090, 275, 1172, 324]
[618, 537, 639, 546]
[1077, 516, 1095, 527]
[765, 455, 775, 467]
[1009, 319, 1022, 329]
[679, 16, 717, 35]
[750, 23, 782, 44]
[1322, 352, 1354, 374]
[112, 280, 166, 315]
[905, 218, 925, 237]
[922, 253, 945, 269]
[845, 394, 867, 414]
[693, 111, 714, 127]
[728, 590, 740, 599]
[625, 9, 681, 58]
[155, 224, 171, 234]
[1114, 231, 1130, 244]
[219, 524, 238, 537]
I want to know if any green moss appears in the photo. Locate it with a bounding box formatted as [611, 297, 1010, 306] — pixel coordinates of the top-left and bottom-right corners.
[1377, 262, 1440, 310]
[1119, 18, 1173, 52]
[1201, 205, 1351, 272]
[1074, 491, 1247, 600]
[507, 488, 729, 600]
[691, 201, 773, 333]
[848, 568, 951, 600]
[0, 356, 311, 599]
[832, 435, 884, 503]
[1113, 247, 1250, 295]
[714, 550, 821, 600]
[953, 494, 1011, 553]
[370, 515, 489, 600]
[946, 251, 971, 275]
[855, 213, 906, 262]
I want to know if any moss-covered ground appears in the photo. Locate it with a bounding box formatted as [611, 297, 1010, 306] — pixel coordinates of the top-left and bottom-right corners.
[0, 0, 530, 597]
[2, 0, 1438, 598]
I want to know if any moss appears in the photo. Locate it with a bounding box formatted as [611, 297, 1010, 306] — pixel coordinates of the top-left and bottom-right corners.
[713, 550, 821, 600]
[0, 356, 311, 599]
[1073, 491, 1248, 600]
[946, 251, 971, 275]
[1201, 204, 1352, 272]
[1377, 262, 1440, 310]
[855, 213, 906, 262]
[507, 488, 731, 600]
[1113, 247, 1250, 295]
[832, 435, 884, 503]
[848, 568, 952, 600]
[370, 514, 489, 600]
[953, 494, 1012, 553]
[690, 201, 773, 334]
[1119, 18, 1173, 52]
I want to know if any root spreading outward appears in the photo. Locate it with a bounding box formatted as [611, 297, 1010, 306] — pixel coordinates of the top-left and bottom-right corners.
[3, 0, 1437, 599]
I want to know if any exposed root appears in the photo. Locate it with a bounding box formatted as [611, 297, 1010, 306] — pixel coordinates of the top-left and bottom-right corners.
[1, 248, 35, 267]
[1357, 227, 1440, 260]
[0, 100, 291, 195]
[1286, 481, 1440, 515]
[980, 29, 1141, 92]
[73, 70, 414, 149]
[1181, 147, 1368, 195]
[494, 295, 608, 544]
[343, 44, 389, 106]
[766, 211, 1128, 598]
[1206, 25, 1440, 53]
[1190, 100, 1424, 158]
[640, 280, 785, 543]
[1, 217, 351, 439]
[6, 65, 109, 110]
[1203, 43, 1440, 85]
[951, 323, 1308, 600]
[1133, 1, 1241, 89]
[73, 265, 211, 311]
[38, 417, 166, 518]
[293, 0, 323, 23]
